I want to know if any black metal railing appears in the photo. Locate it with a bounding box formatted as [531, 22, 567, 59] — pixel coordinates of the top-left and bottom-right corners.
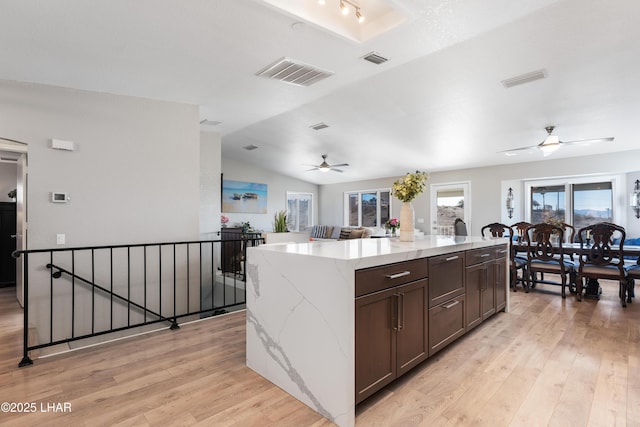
[12, 234, 263, 367]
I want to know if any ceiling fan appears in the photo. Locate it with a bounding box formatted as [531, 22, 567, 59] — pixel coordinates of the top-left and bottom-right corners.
[305, 154, 349, 173]
[501, 126, 614, 157]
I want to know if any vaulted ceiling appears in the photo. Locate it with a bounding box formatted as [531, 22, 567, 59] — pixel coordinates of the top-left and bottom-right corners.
[1, 0, 639, 184]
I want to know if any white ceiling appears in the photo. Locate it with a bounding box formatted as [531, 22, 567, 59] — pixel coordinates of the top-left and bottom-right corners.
[1, 0, 639, 184]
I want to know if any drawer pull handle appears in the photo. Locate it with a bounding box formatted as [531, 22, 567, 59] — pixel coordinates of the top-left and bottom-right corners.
[499, 249, 508, 254]
[385, 271, 411, 279]
[445, 256, 459, 262]
[480, 253, 491, 258]
[443, 300, 460, 309]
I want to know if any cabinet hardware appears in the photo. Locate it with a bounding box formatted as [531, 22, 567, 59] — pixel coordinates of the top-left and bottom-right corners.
[392, 294, 399, 331]
[442, 300, 460, 309]
[499, 249, 508, 254]
[480, 253, 491, 258]
[385, 271, 411, 279]
[398, 293, 405, 330]
[445, 256, 459, 262]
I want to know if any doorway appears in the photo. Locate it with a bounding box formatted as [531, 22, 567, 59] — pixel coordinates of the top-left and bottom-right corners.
[430, 182, 471, 235]
[0, 138, 28, 306]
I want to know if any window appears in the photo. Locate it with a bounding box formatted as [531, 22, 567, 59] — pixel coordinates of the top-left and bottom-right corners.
[287, 192, 312, 232]
[344, 189, 390, 227]
[526, 177, 617, 232]
[430, 182, 471, 235]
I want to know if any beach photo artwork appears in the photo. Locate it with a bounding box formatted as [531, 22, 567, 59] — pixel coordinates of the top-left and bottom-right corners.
[222, 180, 268, 213]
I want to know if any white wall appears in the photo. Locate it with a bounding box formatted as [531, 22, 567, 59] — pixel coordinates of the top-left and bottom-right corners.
[0, 80, 201, 248]
[200, 131, 222, 237]
[319, 149, 640, 238]
[221, 157, 318, 232]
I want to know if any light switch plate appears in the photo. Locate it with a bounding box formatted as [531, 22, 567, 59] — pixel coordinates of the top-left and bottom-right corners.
[56, 234, 65, 245]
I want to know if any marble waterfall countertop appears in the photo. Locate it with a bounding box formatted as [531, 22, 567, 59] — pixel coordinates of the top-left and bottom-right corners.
[245, 235, 508, 427]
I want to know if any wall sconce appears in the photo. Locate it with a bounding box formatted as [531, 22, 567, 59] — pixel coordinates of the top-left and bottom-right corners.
[506, 187, 514, 219]
[631, 179, 640, 219]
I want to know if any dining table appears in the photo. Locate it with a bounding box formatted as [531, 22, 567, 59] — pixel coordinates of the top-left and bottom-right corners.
[511, 239, 640, 301]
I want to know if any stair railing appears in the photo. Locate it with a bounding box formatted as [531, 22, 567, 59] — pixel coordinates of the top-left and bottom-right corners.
[12, 235, 263, 367]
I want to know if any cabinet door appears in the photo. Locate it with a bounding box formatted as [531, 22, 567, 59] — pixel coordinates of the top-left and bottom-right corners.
[465, 262, 485, 331]
[396, 279, 428, 377]
[481, 262, 496, 320]
[355, 287, 398, 404]
[494, 252, 507, 312]
[428, 252, 465, 308]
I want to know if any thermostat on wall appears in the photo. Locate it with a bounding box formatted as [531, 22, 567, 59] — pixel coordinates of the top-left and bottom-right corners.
[51, 192, 69, 203]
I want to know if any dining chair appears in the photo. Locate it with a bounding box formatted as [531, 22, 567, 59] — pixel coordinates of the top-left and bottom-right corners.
[523, 223, 575, 298]
[481, 223, 526, 291]
[576, 223, 628, 306]
[560, 222, 576, 244]
[454, 218, 468, 236]
[511, 221, 532, 243]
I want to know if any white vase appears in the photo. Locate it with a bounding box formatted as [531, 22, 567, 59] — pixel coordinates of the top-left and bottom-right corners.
[399, 202, 415, 242]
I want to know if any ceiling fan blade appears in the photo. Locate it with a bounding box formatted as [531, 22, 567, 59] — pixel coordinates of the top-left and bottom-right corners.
[560, 137, 615, 145]
[305, 167, 319, 172]
[331, 168, 344, 173]
[498, 145, 537, 153]
[330, 163, 349, 167]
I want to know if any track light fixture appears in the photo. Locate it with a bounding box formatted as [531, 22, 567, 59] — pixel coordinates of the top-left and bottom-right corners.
[318, 0, 365, 23]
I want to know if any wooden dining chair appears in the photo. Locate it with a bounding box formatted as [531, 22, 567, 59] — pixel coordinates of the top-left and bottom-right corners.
[481, 223, 526, 291]
[454, 218, 468, 236]
[576, 223, 628, 306]
[523, 223, 575, 299]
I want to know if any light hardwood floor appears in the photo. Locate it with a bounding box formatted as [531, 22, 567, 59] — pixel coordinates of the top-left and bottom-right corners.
[1, 279, 639, 426]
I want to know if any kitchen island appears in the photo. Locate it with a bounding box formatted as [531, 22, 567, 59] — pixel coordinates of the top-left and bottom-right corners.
[246, 235, 509, 427]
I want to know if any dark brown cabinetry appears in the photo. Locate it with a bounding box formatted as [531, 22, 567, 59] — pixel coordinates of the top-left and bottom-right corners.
[355, 260, 428, 404]
[427, 251, 466, 355]
[465, 247, 496, 331]
[466, 245, 508, 331]
[355, 245, 506, 403]
[494, 246, 508, 312]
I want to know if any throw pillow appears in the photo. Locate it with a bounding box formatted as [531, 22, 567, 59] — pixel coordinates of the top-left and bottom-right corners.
[324, 226, 335, 239]
[338, 228, 352, 240]
[311, 225, 327, 239]
[349, 229, 364, 239]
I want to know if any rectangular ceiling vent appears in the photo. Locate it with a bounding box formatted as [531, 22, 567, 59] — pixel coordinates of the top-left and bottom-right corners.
[362, 52, 388, 65]
[200, 119, 222, 126]
[501, 69, 548, 88]
[255, 57, 334, 87]
[310, 122, 329, 131]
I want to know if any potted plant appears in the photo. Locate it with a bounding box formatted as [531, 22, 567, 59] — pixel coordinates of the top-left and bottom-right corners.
[273, 210, 288, 233]
[391, 171, 429, 241]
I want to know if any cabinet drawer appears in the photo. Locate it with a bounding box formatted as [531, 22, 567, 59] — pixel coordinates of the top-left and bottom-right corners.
[494, 244, 509, 259]
[355, 258, 428, 297]
[428, 252, 465, 308]
[428, 294, 466, 356]
[465, 247, 495, 266]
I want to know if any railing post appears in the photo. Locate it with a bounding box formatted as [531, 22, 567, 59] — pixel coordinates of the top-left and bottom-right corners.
[19, 252, 33, 367]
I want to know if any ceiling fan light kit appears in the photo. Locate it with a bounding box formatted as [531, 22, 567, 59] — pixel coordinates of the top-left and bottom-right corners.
[306, 154, 349, 173]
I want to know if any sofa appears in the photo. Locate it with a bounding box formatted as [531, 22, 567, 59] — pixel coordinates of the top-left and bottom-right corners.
[307, 225, 387, 241]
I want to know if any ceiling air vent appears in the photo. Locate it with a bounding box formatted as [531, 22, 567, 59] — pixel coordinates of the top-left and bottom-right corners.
[243, 144, 259, 151]
[501, 69, 548, 88]
[310, 122, 329, 131]
[362, 52, 388, 65]
[200, 119, 222, 126]
[255, 57, 334, 87]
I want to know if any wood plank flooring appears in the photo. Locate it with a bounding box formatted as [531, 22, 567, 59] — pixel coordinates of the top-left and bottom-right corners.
[1, 279, 639, 426]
